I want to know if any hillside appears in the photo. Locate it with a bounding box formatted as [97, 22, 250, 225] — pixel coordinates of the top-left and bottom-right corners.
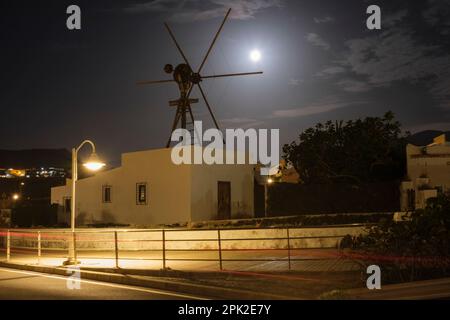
[407, 130, 450, 146]
[0, 149, 71, 169]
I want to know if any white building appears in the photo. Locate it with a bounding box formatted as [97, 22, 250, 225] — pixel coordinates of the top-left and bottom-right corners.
[400, 134, 450, 211]
[51, 147, 255, 226]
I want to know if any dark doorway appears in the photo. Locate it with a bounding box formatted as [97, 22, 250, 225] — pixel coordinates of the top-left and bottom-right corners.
[218, 181, 231, 220]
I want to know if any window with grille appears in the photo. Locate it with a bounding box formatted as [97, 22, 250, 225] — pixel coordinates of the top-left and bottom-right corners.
[102, 185, 112, 203]
[136, 183, 147, 205]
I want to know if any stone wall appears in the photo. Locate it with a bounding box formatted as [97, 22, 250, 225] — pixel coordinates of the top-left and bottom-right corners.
[0, 225, 367, 252]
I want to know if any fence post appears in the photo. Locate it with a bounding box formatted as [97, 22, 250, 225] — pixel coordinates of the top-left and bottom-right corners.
[114, 231, 119, 269]
[217, 229, 223, 271]
[162, 229, 166, 270]
[37, 231, 41, 264]
[6, 230, 10, 262]
[287, 228, 291, 271]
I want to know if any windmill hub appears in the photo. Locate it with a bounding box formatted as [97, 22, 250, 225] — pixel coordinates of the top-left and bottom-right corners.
[173, 64, 192, 82]
[169, 64, 202, 85]
[191, 73, 202, 84]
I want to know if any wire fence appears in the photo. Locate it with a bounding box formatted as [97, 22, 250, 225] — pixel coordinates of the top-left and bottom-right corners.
[0, 225, 367, 271]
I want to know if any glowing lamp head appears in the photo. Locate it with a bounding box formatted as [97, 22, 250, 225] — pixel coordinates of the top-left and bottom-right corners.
[267, 178, 274, 184]
[83, 152, 105, 171]
[250, 49, 261, 62]
[12, 193, 20, 201]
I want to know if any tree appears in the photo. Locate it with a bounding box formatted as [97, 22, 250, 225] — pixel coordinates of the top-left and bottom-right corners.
[283, 112, 409, 184]
[342, 195, 450, 282]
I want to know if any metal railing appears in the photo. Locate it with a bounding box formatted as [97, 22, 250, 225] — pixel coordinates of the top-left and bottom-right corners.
[0, 225, 367, 271]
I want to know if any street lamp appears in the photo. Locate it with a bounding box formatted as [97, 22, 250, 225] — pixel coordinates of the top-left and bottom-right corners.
[64, 140, 105, 265]
[264, 178, 273, 217]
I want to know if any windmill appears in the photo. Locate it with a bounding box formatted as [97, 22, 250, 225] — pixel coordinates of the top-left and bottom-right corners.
[137, 8, 263, 147]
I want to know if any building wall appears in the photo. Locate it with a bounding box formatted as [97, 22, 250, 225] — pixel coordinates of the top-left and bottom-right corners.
[190, 162, 254, 221]
[50, 183, 71, 207]
[5, 225, 367, 251]
[406, 144, 450, 191]
[110, 149, 192, 226]
[51, 148, 255, 226]
[52, 149, 192, 226]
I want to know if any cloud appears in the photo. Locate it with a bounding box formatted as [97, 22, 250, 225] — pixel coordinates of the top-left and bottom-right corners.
[221, 117, 266, 129]
[306, 33, 330, 51]
[288, 78, 303, 86]
[340, 29, 450, 105]
[383, 9, 408, 27]
[337, 79, 370, 93]
[272, 98, 368, 118]
[308, 6, 449, 105]
[124, 0, 283, 22]
[423, 0, 450, 34]
[224, 98, 369, 126]
[316, 66, 346, 78]
[343, 31, 441, 84]
[323, 3, 450, 108]
[313, 16, 335, 24]
[306, 33, 330, 50]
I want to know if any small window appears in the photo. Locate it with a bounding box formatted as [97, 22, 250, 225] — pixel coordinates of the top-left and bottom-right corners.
[136, 183, 148, 205]
[102, 185, 112, 203]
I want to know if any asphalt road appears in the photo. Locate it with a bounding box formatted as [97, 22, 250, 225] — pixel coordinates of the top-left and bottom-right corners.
[0, 267, 206, 300]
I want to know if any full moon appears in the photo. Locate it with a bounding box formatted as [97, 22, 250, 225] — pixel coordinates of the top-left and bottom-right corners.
[250, 49, 261, 62]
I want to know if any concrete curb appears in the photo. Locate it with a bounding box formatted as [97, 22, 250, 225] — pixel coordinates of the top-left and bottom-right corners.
[0, 261, 296, 300]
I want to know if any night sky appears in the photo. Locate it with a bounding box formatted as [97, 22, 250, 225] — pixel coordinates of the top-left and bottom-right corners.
[1, 0, 449, 166]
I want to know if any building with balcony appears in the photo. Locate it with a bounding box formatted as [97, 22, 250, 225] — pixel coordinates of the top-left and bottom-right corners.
[400, 134, 450, 211]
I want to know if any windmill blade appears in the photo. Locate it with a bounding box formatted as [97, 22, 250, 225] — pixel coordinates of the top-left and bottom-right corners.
[164, 22, 191, 67]
[197, 8, 232, 74]
[197, 83, 224, 145]
[202, 71, 263, 80]
[137, 79, 175, 85]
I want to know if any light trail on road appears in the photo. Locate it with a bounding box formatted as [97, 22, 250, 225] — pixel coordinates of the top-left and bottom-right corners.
[0, 267, 208, 300]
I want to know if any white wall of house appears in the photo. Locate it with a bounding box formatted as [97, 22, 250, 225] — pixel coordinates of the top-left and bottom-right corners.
[406, 144, 450, 190]
[190, 162, 254, 222]
[51, 147, 255, 226]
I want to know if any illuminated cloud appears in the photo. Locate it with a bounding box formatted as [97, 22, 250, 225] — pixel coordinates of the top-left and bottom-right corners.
[124, 0, 283, 21]
[273, 98, 368, 118]
[306, 33, 330, 51]
[337, 79, 370, 93]
[313, 16, 335, 24]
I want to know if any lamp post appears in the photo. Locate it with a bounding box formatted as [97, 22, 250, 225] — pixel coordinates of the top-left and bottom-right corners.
[64, 140, 105, 265]
[264, 178, 273, 217]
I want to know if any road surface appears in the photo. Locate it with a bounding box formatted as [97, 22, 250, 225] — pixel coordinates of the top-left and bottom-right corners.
[0, 267, 206, 300]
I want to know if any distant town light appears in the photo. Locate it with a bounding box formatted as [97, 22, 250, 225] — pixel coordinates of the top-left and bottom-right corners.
[12, 193, 20, 201]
